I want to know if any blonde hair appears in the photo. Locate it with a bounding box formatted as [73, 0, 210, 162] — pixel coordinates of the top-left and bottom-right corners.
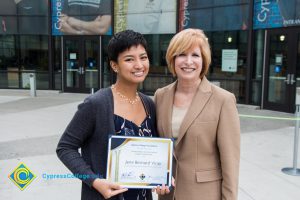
[166, 28, 211, 78]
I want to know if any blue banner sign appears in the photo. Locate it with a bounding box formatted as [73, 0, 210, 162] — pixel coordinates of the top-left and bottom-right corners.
[253, 0, 300, 29]
[51, 0, 112, 35]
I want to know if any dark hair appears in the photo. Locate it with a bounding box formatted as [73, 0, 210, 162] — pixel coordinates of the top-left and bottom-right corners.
[107, 30, 148, 62]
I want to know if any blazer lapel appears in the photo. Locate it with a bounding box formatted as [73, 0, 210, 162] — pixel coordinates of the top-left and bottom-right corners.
[176, 77, 212, 146]
[161, 81, 177, 139]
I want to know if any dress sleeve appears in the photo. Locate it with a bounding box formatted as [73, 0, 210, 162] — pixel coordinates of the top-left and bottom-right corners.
[56, 97, 99, 187]
[217, 94, 240, 200]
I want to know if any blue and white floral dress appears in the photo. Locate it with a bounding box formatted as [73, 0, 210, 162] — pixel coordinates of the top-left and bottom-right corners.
[114, 113, 153, 200]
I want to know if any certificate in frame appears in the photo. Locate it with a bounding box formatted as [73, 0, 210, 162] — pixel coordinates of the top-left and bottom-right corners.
[106, 135, 173, 189]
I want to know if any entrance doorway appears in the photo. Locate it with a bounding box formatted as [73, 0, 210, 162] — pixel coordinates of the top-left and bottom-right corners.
[263, 28, 300, 113]
[63, 36, 100, 93]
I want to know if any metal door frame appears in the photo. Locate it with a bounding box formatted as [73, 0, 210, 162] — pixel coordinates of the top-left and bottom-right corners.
[62, 36, 100, 93]
[263, 28, 299, 112]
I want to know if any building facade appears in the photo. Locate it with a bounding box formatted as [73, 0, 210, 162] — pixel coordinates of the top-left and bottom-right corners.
[0, 0, 299, 113]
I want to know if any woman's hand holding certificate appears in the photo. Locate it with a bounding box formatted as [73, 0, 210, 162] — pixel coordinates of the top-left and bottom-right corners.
[92, 178, 128, 199]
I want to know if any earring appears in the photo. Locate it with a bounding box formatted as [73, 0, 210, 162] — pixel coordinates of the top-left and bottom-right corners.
[112, 67, 118, 73]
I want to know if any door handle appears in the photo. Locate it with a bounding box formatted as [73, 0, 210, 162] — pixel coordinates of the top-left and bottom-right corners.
[290, 74, 296, 85]
[77, 67, 85, 75]
[284, 74, 291, 84]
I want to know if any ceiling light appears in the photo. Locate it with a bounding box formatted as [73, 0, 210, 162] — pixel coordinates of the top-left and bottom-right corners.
[227, 36, 232, 43]
[279, 35, 285, 41]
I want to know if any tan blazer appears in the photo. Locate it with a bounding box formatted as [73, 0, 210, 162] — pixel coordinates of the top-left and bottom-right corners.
[154, 77, 240, 200]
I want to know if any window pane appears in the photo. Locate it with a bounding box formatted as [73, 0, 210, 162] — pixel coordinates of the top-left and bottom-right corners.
[0, 35, 18, 88]
[0, 16, 17, 34]
[180, 0, 249, 31]
[207, 30, 248, 103]
[142, 34, 174, 93]
[19, 35, 49, 89]
[251, 30, 264, 104]
[53, 36, 62, 90]
[102, 35, 113, 88]
[114, 0, 176, 34]
[17, 0, 48, 15]
[0, 0, 17, 15]
[18, 16, 48, 34]
[1, 0, 48, 35]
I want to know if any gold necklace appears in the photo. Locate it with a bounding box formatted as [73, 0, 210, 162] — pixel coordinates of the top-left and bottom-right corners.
[111, 84, 140, 105]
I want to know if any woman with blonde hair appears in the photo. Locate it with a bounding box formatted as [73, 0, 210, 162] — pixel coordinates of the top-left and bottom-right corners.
[155, 28, 240, 200]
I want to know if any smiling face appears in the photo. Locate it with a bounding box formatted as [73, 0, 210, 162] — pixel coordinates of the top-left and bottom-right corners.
[111, 44, 149, 85]
[174, 45, 202, 83]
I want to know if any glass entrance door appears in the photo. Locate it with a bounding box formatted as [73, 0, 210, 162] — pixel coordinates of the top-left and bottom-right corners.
[264, 28, 300, 112]
[63, 36, 100, 93]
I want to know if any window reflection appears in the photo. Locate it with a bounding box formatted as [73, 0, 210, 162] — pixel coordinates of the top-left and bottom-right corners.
[180, 0, 249, 31]
[53, 36, 62, 90]
[267, 33, 288, 104]
[142, 34, 174, 94]
[0, 35, 18, 88]
[18, 16, 48, 35]
[206, 30, 248, 103]
[102, 36, 113, 88]
[251, 30, 264, 105]
[19, 35, 49, 89]
[0, 0, 48, 35]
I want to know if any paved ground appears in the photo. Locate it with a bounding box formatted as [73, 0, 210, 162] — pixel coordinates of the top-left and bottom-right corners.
[0, 89, 299, 200]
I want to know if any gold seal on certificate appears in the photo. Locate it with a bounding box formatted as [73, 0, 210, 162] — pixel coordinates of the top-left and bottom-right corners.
[106, 135, 173, 189]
